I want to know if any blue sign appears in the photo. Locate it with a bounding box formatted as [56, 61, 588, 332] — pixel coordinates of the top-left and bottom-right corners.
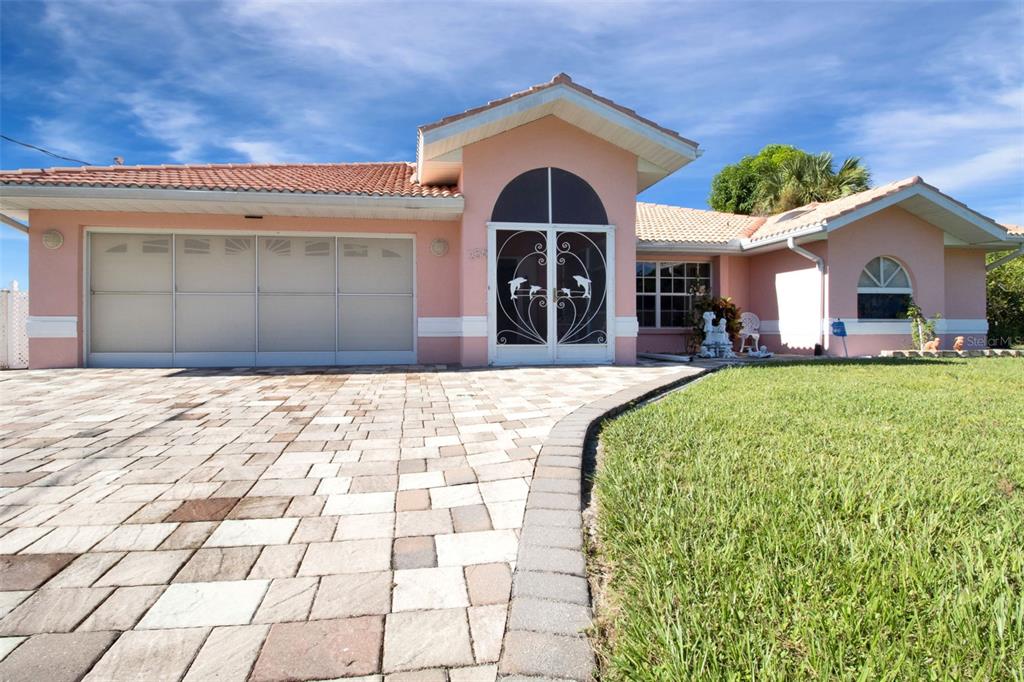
[831, 320, 847, 337]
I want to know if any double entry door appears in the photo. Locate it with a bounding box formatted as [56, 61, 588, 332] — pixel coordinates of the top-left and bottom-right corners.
[489, 226, 613, 365]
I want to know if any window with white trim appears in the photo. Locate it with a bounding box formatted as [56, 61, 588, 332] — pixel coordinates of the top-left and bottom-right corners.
[857, 256, 912, 319]
[636, 261, 711, 328]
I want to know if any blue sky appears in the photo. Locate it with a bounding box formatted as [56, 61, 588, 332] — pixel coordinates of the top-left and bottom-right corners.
[2, 0, 1022, 288]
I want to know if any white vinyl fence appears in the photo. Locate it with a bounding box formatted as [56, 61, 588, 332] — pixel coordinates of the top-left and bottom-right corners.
[0, 281, 29, 369]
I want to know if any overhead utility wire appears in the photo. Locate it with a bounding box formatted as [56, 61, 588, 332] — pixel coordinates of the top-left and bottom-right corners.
[0, 134, 95, 166]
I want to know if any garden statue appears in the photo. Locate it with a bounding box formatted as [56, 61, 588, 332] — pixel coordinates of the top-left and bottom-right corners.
[922, 337, 941, 351]
[697, 311, 737, 358]
[747, 344, 773, 359]
[953, 336, 965, 351]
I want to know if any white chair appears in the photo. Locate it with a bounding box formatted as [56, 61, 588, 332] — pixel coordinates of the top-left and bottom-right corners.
[738, 312, 761, 353]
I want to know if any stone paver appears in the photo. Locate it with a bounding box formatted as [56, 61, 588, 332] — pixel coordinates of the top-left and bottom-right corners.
[250, 617, 383, 680]
[0, 553, 76, 590]
[392, 566, 468, 611]
[0, 587, 112, 635]
[0, 363, 689, 679]
[0, 631, 118, 682]
[383, 608, 474, 672]
[85, 628, 209, 682]
[136, 579, 269, 628]
[182, 624, 269, 681]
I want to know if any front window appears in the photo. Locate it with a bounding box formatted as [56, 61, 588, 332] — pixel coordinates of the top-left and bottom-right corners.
[857, 256, 912, 319]
[636, 261, 712, 328]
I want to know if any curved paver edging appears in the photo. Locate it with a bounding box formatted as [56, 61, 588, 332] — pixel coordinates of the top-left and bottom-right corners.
[497, 365, 711, 681]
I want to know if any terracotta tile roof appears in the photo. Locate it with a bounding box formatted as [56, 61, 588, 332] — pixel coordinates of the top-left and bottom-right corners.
[0, 162, 460, 198]
[420, 73, 699, 150]
[745, 176, 924, 243]
[636, 202, 762, 244]
[638, 177, 1020, 246]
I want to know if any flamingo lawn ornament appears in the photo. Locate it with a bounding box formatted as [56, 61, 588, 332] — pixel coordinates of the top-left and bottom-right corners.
[572, 275, 592, 299]
[508, 277, 527, 300]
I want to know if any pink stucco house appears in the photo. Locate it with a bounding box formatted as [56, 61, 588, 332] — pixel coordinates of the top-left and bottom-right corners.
[2, 75, 1021, 369]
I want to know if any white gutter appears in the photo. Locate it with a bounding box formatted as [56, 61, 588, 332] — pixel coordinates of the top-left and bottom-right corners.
[787, 236, 827, 351]
[637, 239, 743, 254]
[0, 184, 464, 210]
[987, 244, 1024, 271]
[0, 212, 28, 233]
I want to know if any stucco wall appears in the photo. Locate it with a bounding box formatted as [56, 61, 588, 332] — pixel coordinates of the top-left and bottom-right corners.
[26, 209, 461, 368]
[740, 206, 988, 356]
[744, 242, 827, 353]
[826, 206, 947, 355]
[460, 116, 639, 365]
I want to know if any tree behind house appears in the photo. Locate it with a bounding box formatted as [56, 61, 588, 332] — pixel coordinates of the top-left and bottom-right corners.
[709, 144, 871, 215]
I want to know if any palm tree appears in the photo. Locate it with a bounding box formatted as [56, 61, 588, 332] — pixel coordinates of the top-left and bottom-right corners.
[755, 152, 871, 214]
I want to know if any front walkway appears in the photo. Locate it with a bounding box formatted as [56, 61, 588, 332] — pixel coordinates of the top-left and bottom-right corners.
[0, 364, 689, 681]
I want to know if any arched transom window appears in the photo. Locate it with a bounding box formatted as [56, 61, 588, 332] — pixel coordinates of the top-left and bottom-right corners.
[491, 167, 608, 225]
[857, 256, 912, 319]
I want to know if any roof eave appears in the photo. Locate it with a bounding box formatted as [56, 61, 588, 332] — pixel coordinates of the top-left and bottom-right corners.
[637, 239, 743, 254]
[0, 185, 465, 222]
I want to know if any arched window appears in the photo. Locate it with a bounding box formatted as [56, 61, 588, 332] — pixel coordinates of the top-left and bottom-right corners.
[491, 167, 608, 224]
[857, 256, 912, 319]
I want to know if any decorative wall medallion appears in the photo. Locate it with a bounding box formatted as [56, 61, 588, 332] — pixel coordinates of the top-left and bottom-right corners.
[430, 238, 449, 257]
[42, 229, 64, 250]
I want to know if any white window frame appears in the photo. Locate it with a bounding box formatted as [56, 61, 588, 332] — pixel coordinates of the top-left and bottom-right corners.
[636, 260, 712, 329]
[856, 256, 913, 321]
[83, 227, 417, 368]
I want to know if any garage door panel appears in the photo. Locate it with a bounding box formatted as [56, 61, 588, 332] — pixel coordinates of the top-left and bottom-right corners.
[259, 237, 335, 293]
[259, 295, 335, 352]
[339, 295, 413, 351]
[91, 293, 172, 352]
[339, 238, 413, 294]
[176, 236, 255, 293]
[91, 234, 171, 293]
[175, 294, 256, 352]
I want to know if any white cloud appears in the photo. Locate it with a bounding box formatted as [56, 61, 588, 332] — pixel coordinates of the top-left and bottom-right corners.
[124, 95, 207, 163]
[226, 140, 304, 164]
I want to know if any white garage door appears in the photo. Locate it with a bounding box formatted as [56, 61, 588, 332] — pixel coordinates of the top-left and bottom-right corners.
[88, 232, 415, 368]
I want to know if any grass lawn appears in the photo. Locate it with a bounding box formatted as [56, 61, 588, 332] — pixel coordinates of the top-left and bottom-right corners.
[592, 358, 1023, 680]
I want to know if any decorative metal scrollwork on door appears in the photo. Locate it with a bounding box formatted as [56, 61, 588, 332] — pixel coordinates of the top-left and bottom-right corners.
[555, 231, 607, 344]
[495, 230, 548, 345]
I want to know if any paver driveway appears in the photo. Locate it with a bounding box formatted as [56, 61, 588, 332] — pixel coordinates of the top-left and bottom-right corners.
[0, 364, 685, 681]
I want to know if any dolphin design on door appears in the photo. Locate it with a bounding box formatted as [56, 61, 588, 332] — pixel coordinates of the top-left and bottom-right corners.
[572, 275, 592, 299]
[508, 277, 527, 300]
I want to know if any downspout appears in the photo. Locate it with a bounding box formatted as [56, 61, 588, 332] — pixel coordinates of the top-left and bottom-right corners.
[0, 212, 29, 233]
[986, 244, 1024, 271]
[787, 236, 826, 352]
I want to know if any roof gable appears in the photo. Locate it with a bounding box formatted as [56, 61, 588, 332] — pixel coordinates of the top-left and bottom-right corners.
[416, 74, 699, 191]
[743, 177, 1017, 248]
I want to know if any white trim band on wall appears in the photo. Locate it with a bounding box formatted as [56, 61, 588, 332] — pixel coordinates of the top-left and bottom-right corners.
[416, 316, 488, 338]
[758, 319, 989, 336]
[26, 316, 78, 339]
[615, 316, 639, 338]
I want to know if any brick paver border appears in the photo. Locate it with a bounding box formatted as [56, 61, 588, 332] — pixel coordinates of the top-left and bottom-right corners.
[497, 365, 711, 681]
